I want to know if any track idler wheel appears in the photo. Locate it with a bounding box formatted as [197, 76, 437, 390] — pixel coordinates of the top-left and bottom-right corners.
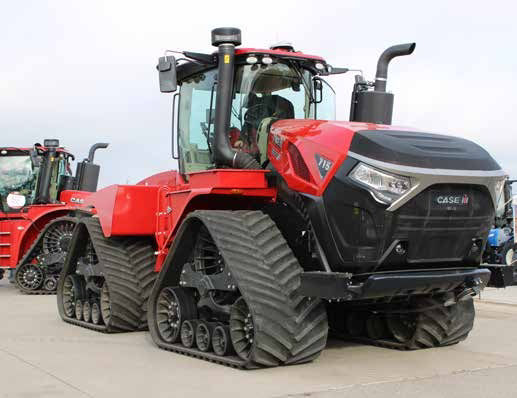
[83, 301, 92, 323]
[62, 275, 86, 318]
[16, 263, 44, 291]
[212, 324, 234, 357]
[196, 321, 215, 352]
[180, 320, 198, 348]
[230, 297, 255, 361]
[91, 302, 102, 325]
[156, 287, 197, 343]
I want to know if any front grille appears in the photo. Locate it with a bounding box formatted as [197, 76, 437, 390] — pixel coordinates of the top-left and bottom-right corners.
[392, 184, 493, 263]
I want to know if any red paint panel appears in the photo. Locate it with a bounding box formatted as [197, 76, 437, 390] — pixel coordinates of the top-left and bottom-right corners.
[84, 185, 159, 237]
[186, 169, 270, 189]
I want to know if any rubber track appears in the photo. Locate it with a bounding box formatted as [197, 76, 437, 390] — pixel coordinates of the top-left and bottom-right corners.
[58, 217, 156, 332]
[15, 216, 76, 295]
[150, 210, 328, 369]
[331, 296, 475, 350]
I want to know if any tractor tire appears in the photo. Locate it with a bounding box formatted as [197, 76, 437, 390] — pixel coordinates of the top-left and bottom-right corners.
[387, 295, 475, 349]
[148, 210, 328, 368]
[502, 241, 517, 266]
[57, 217, 156, 332]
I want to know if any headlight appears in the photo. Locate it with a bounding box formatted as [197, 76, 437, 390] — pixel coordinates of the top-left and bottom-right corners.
[349, 163, 411, 204]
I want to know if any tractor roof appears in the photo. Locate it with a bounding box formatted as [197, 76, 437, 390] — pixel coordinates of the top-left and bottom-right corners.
[0, 146, 72, 156]
[176, 48, 326, 84]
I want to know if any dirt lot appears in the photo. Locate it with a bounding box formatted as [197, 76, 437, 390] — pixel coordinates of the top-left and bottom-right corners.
[1, 280, 516, 398]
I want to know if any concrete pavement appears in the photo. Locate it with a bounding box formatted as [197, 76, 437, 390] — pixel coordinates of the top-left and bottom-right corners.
[1, 279, 517, 398]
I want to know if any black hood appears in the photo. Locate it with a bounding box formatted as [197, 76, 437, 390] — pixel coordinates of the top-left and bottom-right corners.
[349, 130, 501, 171]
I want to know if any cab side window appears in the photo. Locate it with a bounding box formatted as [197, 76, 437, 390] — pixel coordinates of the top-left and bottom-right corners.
[178, 70, 217, 173]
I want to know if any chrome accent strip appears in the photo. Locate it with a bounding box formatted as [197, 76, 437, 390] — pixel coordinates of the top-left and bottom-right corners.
[0, 255, 11, 258]
[0, 243, 10, 247]
[348, 151, 506, 212]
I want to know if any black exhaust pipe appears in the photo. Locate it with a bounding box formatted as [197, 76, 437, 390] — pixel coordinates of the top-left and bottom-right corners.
[374, 43, 415, 92]
[75, 142, 109, 192]
[211, 27, 260, 169]
[34, 139, 60, 204]
[350, 43, 415, 125]
[87, 142, 109, 163]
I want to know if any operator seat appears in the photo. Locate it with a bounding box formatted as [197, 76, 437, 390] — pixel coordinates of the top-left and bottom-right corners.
[256, 95, 295, 165]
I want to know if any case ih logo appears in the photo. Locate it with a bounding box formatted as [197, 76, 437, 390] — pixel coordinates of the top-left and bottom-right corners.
[436, 194, 469, 205]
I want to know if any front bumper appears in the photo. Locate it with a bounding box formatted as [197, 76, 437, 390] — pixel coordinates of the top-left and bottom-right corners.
[299, 268, 491, 300]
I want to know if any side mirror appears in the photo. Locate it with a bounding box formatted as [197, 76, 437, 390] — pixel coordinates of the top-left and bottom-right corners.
[158, 56, 178, 93]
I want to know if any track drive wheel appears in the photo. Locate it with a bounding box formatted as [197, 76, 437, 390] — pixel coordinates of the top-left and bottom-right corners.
[15, 263, 44, 291]
[230, 297, 255, 361]
[386, 296, 476, 349]
[62, 275, 86, 318]
[100, 283, 112, 326]
[156, 287, 197, 343]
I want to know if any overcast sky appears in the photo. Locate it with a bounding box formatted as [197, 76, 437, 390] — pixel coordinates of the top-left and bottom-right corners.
[1, 0, 516, 187]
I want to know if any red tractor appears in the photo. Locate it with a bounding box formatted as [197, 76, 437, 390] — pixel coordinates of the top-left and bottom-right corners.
[57, 28, 504, 368]
[0, 140, 108, 293]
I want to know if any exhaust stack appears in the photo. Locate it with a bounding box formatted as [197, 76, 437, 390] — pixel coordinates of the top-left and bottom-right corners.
[350, 43, 415, 125]
[74, 142, 109, 192]
[211, 27, 260, 169]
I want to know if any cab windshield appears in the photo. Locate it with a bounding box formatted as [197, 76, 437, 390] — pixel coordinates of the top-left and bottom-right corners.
[0, 155, 37, 211]
[178, 60, 336, 173]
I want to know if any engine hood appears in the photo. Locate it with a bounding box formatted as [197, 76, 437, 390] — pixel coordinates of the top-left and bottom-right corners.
[268, 120, 506, 210]
[349, 129, 501, 171]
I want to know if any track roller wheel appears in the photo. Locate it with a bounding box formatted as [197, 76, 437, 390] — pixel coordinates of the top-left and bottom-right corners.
[180, 320, 198, 348]
[156, 287, 197, 343]
[230, 297, 254, 361]
[62, 275, 86, 318]
[15, 263, 44, 291]
[196, 321, 215, 352]
[43, 276, 58, 292]
[75, 300, 83, 321]
[366, 314, 389, 340]
[346, 312, 366, 337]
[212, 324, 233, 357]
[83, 301, 92, 323]
[91, 302, 102, 325]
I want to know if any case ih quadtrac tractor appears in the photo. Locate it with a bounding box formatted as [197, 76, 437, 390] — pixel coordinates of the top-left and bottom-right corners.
[0, 140, 108, 294]
[57, 28, 505, 369]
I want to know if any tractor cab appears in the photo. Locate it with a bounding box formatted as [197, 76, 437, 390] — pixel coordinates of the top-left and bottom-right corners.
[0, 140, 73, 213]
[160, 40, 336, 176]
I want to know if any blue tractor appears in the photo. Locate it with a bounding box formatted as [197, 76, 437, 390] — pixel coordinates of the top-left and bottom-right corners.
[484, 179, 516, 286]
